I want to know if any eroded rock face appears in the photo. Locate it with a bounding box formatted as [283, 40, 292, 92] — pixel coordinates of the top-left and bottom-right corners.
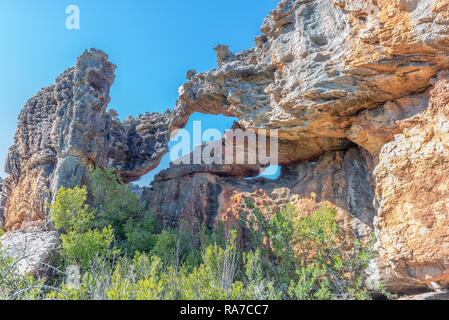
[3, 49, 172, 231]
[2, 0, 449, 294]
[155, 0, 449, 293]
[150, 147, 375, 245]
[173, 0, 449, 162]
[0, 178, 8, 229]
[373, 71, 449, 292]
[346, 90, 431, 156]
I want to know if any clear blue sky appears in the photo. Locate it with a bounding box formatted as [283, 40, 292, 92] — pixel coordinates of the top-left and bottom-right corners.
[0, 0, 280, 186]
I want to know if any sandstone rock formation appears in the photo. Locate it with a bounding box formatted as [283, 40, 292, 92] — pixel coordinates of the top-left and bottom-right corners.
[373, 71, 449, 292]
[151, 146, 375, 242]
[172, 0, 449, 162]
[0, 49, 172, 232]
[1, 0, 449, 294]
[152, 0, 449, 293]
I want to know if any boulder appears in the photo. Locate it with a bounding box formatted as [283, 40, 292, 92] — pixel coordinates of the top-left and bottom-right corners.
[0, 230, 59, 276]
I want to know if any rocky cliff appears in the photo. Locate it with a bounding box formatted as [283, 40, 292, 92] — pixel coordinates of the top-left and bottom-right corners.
[373, 71, 449, 292]
[1, 49, 171, 232]
[1, 0, 449, 293]
[0, 178, 7, 228]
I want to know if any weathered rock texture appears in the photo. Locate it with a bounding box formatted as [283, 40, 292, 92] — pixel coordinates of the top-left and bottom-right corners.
[151, 146, 375, 242]
[156, 0, 449, 293]
[1, 0, 449, 293]
[0, 178, 7, 228]
[172, 0, 449, 163]
[1, 49, 171, 232]
[0, 230, 59, 276]
[373, 71, 449, 292]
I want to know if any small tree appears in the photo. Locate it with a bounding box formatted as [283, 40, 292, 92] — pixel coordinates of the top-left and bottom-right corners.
[49, 186, 115, 269]
[50, 186, 94, 234]
[89, 166, 160, 254]
[238, 200, 375, 300]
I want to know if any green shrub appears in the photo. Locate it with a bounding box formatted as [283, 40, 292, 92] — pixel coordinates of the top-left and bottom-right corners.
[243, 249, 279, 300]
[49, 185, 115, 269]
[238, 200, 376, 300]
[49, 186, 94, 233]
[89, 166, 160, 254]
[0, 250, 45, 300]
[46, 282, 88, 300]
[123, 211, 159, 253]
[40, 167, 380, 301]
[45, 188, 377, 300]
[59, 227, 115, 269]
[199, 221, 227, 251]
[104, 231, 246, 300]
[150, 222, 200, 267]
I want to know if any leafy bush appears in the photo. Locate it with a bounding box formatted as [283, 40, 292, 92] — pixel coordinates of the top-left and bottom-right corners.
[89, 166, 160, 254]
[49, 186, 115, 269]
[79, 231, 248, 300]
[58, 227, 115, 269]
[243, 249, 279, 299]
[49, 186, 94, 234]
[22, 167, 381, 300]
[238, 200, 375, 300]
[150, 222, 201, 268]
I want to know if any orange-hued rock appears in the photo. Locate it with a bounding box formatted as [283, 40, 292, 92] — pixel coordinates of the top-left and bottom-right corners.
[172, 0, 449, 163]
[3, 172, 50, 232]
[221, 189, 369, 251]
[1, 50, 172, 231]
[151, 147, 375, 253]
[2, 0, 449, 292]
[3, 0, 448, 232]
[373, 71, 449, 292]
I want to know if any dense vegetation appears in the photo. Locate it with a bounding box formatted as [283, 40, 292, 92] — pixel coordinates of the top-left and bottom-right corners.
[0, 167, 378, 300]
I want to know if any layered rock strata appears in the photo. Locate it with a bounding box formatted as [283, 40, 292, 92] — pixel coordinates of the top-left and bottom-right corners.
[1, 0, 449, 293]
[373, 71, 449, 292]
[1, 49, 171, 231]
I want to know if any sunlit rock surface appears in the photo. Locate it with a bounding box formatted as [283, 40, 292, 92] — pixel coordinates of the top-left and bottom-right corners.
[373, 72, 449, 292]
[1, 49, 171, 232]
[0, 230, 59, 277]
[1, 0, 449, 292]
